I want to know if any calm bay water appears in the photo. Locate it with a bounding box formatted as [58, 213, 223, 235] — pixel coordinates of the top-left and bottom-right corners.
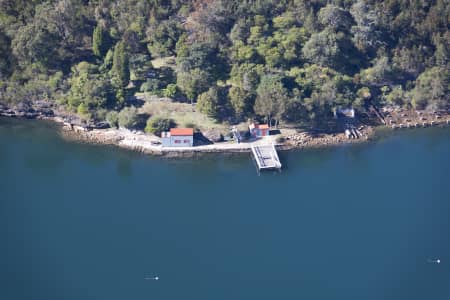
[1, 117, 450, 300]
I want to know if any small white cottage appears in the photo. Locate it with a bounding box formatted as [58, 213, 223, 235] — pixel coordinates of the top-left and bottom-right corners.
[334, 108, 355, 118]
[161, 128, 194, 147]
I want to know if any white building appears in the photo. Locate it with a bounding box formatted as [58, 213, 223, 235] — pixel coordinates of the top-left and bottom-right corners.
[161, 128, 194, 147]
[334, 108, 355, 118]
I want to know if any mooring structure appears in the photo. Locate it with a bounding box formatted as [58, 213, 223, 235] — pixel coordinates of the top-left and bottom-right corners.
[251, 143, 282, 171]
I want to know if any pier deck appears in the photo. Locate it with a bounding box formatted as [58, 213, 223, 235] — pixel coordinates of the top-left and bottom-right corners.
[251, 143, 282, 170]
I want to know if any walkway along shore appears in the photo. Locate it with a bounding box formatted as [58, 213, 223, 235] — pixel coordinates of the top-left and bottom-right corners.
[58, 122, 378, 157]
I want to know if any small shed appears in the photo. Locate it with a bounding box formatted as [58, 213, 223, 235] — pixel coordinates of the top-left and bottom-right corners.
[249, 123, 270, 137]
[334, 108, 355, 118]
[161, 128, 194, 147]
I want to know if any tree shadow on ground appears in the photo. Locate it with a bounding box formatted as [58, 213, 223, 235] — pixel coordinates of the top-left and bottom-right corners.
[194, 132, 213, 146]
[134, 113, 150, 131]
[127, 96, 145, 107]
[270, 129, 281, 135]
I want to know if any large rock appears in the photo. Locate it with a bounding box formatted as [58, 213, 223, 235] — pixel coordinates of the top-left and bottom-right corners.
[40, 108, 54, 116]
[33, 100, 53, 109]
[24, 112, 39, 119]
[33, 101, 54, 117]
[91, 121, 110, 129]
[14, 102, 33, 113]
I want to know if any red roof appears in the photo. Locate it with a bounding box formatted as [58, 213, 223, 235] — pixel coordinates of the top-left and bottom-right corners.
[256, 124, 269, 129]
[170, 128, 194, 136]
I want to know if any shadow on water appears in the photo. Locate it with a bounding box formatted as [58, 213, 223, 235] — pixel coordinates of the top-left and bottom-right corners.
[0, 117, 143, 177]
[279, 126, 450, 175]
[279, 146, 337, 173]
[0, 118, 69, 173]
[373, 126, 450, 157]
[116, 157, 133, 178]
[161, 152, 254, 177]
[22, 150, 66, 173]
[417, 127, 450, 152]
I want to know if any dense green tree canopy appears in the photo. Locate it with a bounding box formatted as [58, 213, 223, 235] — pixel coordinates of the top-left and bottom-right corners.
[112, 41, 130, 87]
[0, 0, 448, 128]
[145, 117, 176, 135]
[118, 106, 139, 129]
[197, 86, 229, 121]
[254, 74, 289, 127]
[93, 25, 112, 58]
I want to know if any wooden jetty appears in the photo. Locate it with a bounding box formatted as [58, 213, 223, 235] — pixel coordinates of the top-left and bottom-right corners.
[251, 143, 282, 170]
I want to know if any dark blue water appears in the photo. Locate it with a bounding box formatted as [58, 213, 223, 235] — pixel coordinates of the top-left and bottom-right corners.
[1, 117, 450, 300]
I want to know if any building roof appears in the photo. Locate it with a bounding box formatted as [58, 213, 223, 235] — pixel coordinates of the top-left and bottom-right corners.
[170, 128, 194, 136]
[249, 123, 269, 130]
[335, 108, 355, 118]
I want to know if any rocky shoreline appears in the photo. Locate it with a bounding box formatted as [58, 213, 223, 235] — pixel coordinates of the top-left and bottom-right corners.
[282, 125, 375, 150]
[1, 102, 449, 158]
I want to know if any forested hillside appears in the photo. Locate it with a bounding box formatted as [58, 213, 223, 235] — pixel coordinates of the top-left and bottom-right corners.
[0, 0, 448, 129]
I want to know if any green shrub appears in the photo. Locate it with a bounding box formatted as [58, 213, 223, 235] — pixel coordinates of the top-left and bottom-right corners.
[118, 106, 138, 129]
[94, 108, 108, 121]
[163, 83, 178, 98]
[183, 122, 197, 130]
[77, 103, 90, 120]
[145, 117, 176, 136]
[140, 78, 162, 92]
[106, 111, 119, 128]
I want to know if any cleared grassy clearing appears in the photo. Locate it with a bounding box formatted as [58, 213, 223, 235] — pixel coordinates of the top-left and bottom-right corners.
[139, 100, 222, 130]
[150, 56, 176, 69]
[138, 99, 249, 133]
